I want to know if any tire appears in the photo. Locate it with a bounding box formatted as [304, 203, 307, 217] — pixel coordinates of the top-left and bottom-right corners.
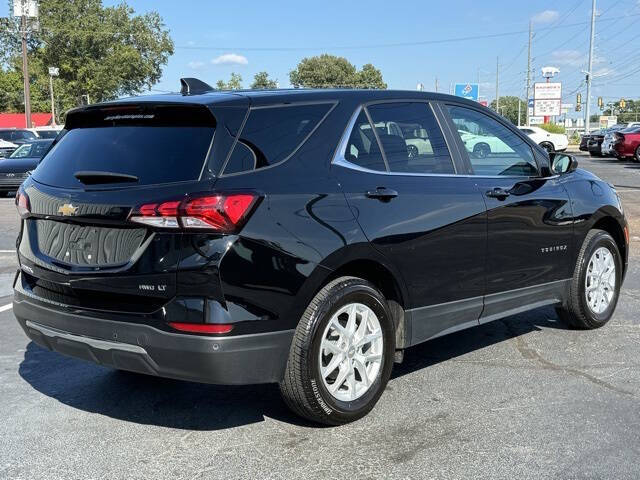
[407, 144, 419, 158]
[634, 146, 640, 163]
[539, 142, 554, 153]
[556, 229, 622, 329]
[473, 142, 490, 159]
[589, 151, 602, 157]
[279, 276, 395, 425]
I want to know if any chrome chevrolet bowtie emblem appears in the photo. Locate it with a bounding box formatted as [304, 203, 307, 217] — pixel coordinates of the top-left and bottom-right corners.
[58, 203, 79, 216]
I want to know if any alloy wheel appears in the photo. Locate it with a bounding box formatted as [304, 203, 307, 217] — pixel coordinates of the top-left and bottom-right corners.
[318, 303, 383, 402]
[585, 247, 616, 314]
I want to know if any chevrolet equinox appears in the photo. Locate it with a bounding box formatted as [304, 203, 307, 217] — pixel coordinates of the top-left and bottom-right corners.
[13, 79, 628, 425]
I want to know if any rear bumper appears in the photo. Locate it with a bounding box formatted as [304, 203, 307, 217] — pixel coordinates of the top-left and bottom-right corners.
[13, 293, 294, 385]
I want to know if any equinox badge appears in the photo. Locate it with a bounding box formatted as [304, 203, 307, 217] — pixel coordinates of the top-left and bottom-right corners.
[58, 203, 79, 216]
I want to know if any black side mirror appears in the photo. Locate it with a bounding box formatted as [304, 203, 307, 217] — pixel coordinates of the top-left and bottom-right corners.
[550, 153, 578, 175]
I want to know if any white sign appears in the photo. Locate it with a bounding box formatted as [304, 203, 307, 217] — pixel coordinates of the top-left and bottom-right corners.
[599, 116, 617, 129]
[534, 99, 561, 116]
[534, 82, 562, 100]
[561, 103, 573, 114]
[48, 67, 59, 76]
[529, 116, 545, 125]
[13, 0, 38, 17]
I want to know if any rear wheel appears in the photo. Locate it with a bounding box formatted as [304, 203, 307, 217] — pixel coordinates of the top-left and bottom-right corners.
[279, 276, 395, 425]
[556, 229, 622, 329]
[634, 146, 640, 163]
[539, 141, 554, 153]
[473, 142, 490, 159]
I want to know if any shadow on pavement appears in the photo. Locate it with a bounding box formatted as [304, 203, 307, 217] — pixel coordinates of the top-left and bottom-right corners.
[19, 306, 567, 430]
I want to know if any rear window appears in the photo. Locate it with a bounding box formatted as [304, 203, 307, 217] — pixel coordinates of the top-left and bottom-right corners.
[33, 104, 215, 188]
[222, 103, 333, 175]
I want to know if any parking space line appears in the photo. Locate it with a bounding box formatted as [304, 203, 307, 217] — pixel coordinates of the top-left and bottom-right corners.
[0, 250, 15, 253]
[0, 303, 12, 313]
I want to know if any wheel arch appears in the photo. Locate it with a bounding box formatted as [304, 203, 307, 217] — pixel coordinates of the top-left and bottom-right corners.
[287, 244, 411, 348]
[591, 214, 628, 274]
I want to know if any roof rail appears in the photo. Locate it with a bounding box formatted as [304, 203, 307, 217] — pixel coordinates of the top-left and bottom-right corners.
[180, 77, 214, 95]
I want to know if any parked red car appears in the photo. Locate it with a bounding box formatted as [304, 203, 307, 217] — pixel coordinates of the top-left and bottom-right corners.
[612, 126, 640, 162]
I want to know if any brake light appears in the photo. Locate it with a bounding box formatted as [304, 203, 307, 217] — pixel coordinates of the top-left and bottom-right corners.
[15, 190, 30, 218]
[130, 193, 258, 232]
[168, 322, 233, 334]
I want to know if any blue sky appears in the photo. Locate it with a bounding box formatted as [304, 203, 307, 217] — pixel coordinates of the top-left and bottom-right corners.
[4, 0, 640, 117]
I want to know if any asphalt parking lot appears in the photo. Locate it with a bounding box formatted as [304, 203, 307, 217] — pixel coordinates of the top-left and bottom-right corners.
[1, 152, 639, 480]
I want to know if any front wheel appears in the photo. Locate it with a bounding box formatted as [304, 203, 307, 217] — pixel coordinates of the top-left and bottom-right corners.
[556, 229, 622, 329]
[279, 276, 395, 425]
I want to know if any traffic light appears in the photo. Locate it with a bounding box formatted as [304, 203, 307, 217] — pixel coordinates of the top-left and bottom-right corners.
[576, 93, 582, 105]
[597, 97, 603, 109]
[620, 98, 626, 109]
[575, 104, 581, 112]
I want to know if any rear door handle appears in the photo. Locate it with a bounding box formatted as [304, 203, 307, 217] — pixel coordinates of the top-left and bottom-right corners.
[366, 187, 398, 201]
[485, 187, 510, 200]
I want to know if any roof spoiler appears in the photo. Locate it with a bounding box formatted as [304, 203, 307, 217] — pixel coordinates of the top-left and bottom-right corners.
[180, 77, 214, 95]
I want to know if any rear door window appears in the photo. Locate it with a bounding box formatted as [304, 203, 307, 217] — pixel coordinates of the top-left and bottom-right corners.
[343, 110, 387, 172]
[366, 102, 454, 174]
[33, 105, 215, 188]
[222, 103, 333, 175]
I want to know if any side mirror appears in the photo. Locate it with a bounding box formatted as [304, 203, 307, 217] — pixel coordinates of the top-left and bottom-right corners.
[550, 153, 578, 175]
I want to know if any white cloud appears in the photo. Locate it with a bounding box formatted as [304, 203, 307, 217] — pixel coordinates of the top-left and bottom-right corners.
[532, 10, 559, 23]
[551, 49, 584, 67]
[188, 60, 205, 70]
[211, 53, 248, 66]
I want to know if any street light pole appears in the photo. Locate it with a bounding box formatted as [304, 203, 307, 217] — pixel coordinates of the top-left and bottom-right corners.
[48, 67, 59, 126]
[585, 0, 596, 132]
[20, 11, 32, 128]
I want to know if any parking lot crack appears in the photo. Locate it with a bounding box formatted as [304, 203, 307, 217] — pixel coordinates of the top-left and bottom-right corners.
[513, 334, 634, 396]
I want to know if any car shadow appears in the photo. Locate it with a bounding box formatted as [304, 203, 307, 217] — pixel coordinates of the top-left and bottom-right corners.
[19, 306, 567, 430]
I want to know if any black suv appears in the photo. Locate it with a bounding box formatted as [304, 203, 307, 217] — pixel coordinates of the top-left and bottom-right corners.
[13, 80, 628, 425]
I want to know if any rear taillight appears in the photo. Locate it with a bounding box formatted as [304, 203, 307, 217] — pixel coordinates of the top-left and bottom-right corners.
[15, 190, 30, 218]
[130, 193, 259, 232]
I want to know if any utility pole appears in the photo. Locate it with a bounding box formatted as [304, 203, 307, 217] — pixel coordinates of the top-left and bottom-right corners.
[526, 20, 532, 126]
[435, 77, 438, 93]
[518, 100, 521, 126]
[20, 10, 32, 128]
[48, 67, 59, 126]
[585, 0, 596, 132]
[495, 57, 500, 113]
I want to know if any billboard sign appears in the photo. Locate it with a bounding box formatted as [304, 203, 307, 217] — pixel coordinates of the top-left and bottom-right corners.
[534, 99, 561, 116]
[529, 116, 545, 125]
[534, 82, 562, 100]
[454, 83, 479, 101]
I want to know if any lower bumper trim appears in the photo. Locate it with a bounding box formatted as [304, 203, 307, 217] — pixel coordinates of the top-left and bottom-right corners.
[14, 294, 294, 385]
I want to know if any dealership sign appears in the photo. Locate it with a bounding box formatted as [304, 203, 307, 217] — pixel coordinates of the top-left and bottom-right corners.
[454, 83, 479, 101]
[533, 82, 562, 117]
[534, 99, 562, 116]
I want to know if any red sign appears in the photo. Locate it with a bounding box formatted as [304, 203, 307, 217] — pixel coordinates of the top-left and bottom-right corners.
[479, 100, 488, 107]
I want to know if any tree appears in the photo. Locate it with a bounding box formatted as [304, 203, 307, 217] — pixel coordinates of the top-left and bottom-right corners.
[489, 96, 526, 125]
[250, 71, 277, 89]
[289, 54, 386, 89]
[216, 72, 243, 90]
[0, 0, 174, 117]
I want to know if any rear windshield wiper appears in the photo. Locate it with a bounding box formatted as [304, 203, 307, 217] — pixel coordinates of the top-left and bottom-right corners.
[74, 171, 139, 185]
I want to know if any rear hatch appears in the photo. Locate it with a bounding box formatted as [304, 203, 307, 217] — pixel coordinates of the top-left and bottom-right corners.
[16, 103, 218, 315]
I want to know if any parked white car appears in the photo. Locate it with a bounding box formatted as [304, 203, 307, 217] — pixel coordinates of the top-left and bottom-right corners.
[26, 126, 63, 140]
[0, 139, 18, 158]
[518, 126, 568, 152]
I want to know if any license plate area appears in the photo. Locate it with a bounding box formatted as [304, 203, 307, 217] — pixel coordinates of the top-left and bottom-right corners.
[33, 219, 146, 268]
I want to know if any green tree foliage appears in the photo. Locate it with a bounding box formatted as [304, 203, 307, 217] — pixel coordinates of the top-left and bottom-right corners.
[250, 71, 277, 89]
[216, 72, 243, 90]
[602, 99, 640, 123]
[489, 96, 526, 125]
[289, 54, 386, 89]
[0, 0, 173, 117]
